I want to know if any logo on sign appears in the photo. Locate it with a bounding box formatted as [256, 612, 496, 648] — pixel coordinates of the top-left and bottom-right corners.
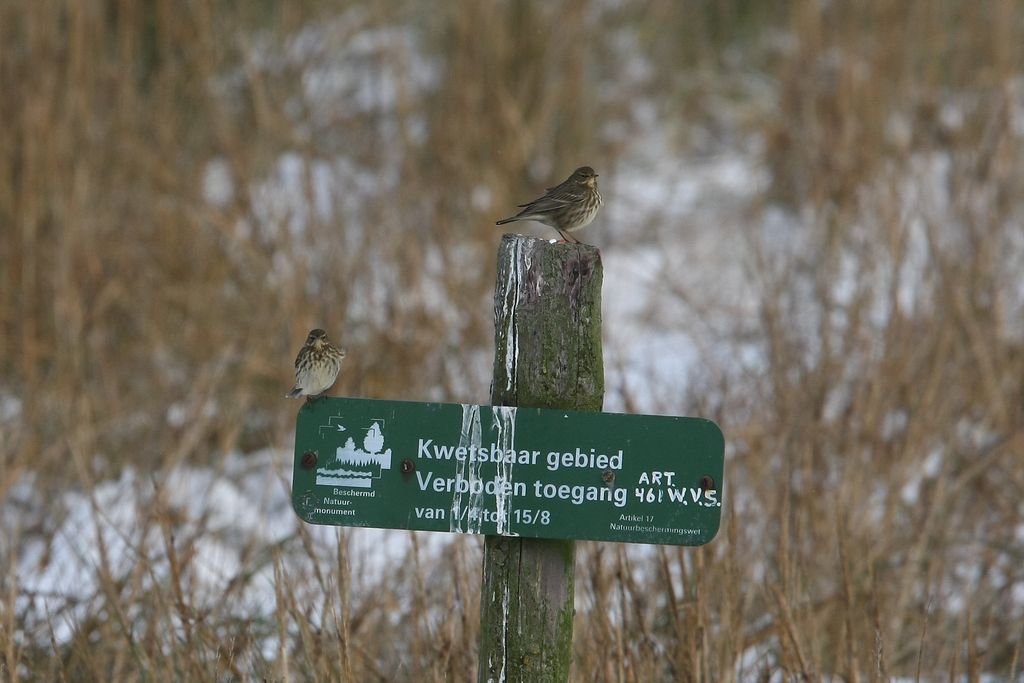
[315, 415, 392, 488]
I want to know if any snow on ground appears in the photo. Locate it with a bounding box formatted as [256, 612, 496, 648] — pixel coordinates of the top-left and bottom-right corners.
[1, 395, 21, 422]
[9, 448, 455, 645]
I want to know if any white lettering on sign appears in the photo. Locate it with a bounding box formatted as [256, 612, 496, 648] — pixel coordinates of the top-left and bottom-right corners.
[544, 448, 623, 472]
[417, 438, 540, 465]
[532, 481, 628, 508]
[608, 522, 697, 536]
[664, 487, 720, 506]
[413, 419, 639, 518]
[416, 439, 625, 473]
[314, 508, 355, 516]
[637, 470, 676, 486]
[331, 488, 375, 498]
[415, 470, 529, 497]
[633, 470, 721, 508]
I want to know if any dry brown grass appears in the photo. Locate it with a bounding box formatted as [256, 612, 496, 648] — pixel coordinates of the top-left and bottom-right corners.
[2, 0, 1023, 680]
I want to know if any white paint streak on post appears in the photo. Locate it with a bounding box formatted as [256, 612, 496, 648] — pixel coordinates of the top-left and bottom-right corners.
[499, 582, 510, 683]
[451, 403, 481, 533]
[491, 406, 517, 535]
[466, 408, 485, 534]
[486, 581, 511, 683]
[500, 238, 532, 395]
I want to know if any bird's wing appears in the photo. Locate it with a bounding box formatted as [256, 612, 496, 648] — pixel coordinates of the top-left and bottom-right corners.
[517, 185, 585, 212]
[545, 185, 587, 202]
[545, 176, 577, 193]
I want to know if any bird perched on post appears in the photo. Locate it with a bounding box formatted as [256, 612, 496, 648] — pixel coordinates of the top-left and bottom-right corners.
[496, 166, 602, 243]
[286, 329, 345, 401]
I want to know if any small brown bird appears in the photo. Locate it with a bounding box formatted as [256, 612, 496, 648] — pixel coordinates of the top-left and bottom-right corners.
[496, 166, 603, 243]
[286, 329, 346, 401]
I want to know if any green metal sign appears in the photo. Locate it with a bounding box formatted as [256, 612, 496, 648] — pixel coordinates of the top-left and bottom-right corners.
[291, 397, 724, 546]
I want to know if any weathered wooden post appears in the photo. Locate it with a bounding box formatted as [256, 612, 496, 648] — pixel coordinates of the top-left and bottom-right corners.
[479, 234, 604, 682]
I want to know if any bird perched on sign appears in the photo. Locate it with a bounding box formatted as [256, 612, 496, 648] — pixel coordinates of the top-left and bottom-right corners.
[496, 166, 602, 243]
[286, 328, 346, 401]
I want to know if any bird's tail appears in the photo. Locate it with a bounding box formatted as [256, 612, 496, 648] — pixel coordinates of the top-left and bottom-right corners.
[285, 387, 302, 398]
[495, 217, 517, 225]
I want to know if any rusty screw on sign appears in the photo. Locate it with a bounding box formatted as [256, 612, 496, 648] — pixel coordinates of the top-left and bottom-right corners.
[401, 459, 415, 474]
[700, 475, 715, 491]
[601, 468, 615, 487]
[301, 450, 318, 470]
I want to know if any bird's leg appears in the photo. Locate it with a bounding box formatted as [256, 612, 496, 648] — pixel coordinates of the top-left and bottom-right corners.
[555, 229, 570, 243]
